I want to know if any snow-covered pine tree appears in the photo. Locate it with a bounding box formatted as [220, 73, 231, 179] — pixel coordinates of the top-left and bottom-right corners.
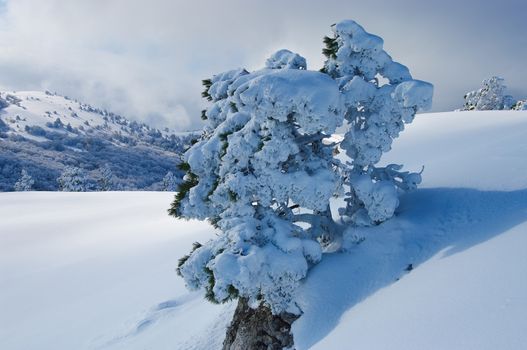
[170, 56, 342, 313]
[162, 171, 178, 191]
[170, 20, 432, 349]
[57, 166, 87, 192]
[14, 169, 34, 191]
[463, 76, 516, 111]
[321, 20, 433, 226]
[512, 100, 527, 110]
[97, 164, 114, 191]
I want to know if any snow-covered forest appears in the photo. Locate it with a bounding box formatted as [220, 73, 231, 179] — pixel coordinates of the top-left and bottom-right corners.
[0, 91, 196, 191]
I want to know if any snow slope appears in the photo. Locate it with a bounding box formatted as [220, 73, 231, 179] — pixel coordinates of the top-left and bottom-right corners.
[0, 192, 235, 350]
[1, 110, 526, 349]
[294, 110, 527, 349]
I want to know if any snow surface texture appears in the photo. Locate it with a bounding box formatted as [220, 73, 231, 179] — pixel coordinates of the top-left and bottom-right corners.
[1, 110, 526, 349]
[0, 192, 235, 350]
[0, 91, 195, 191]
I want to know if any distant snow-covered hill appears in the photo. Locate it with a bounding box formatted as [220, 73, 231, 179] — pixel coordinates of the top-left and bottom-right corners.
[0, 91, 197, 191]
[0, 110, 526, 349]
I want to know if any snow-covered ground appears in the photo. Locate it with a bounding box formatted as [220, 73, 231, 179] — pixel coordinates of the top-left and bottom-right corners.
[1, 110, 527, 349]
[0, 192, 234, 350]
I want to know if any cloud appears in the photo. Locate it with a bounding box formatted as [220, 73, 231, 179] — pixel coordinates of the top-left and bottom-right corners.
[0, 0, 525, 130]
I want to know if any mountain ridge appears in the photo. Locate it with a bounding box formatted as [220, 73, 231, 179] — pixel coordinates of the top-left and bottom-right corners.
[0, 90, 197, 191]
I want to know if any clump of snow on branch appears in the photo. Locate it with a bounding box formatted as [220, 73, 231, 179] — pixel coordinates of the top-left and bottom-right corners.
[265, 49, 307, 70]
[171, 19, 433, 314]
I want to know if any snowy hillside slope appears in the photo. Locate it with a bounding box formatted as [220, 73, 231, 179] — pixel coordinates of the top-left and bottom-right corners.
[1, 110, 526, 350]
[0, 192, 234, 350]
[1, 91, 174, 140]
[0, 91, 196, 191]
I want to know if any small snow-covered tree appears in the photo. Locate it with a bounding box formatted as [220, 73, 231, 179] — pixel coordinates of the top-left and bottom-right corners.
[57, 166, 87, 192]
[170, 19, 432, 348]
[463, 76, 516, 111]
[171, 62, 342, 314]
[14, 169, 34, 191]
[97, 164, 114, 191]
[512, 100, 527, 111]
[162, 171, 178, 191]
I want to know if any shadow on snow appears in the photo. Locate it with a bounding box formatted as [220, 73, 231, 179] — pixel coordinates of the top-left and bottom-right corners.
[293, 187, 527, 349]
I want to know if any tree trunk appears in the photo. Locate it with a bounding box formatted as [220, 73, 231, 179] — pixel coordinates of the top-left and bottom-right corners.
[222, 298, 299, 350]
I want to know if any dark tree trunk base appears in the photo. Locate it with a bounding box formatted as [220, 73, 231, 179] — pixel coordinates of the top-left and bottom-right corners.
[222, 298, 299, 350]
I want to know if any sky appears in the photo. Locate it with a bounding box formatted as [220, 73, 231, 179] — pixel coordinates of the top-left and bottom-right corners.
[0, 0, 525, 131]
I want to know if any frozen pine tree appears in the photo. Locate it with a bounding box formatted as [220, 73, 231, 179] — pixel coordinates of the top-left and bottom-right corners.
[171, 63, 341, 315]
[513, 100, 527, 110]
[14, 169, 34, 191]
[169, 19, 432, 349]
[97, 164, 115, 191]
[162, 171, 178, 191]
[463, 76, 516, 111]
[57, 166, 87, 192]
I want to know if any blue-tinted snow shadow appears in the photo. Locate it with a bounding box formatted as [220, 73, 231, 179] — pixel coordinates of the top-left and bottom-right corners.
[293, 187, 527, 349]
